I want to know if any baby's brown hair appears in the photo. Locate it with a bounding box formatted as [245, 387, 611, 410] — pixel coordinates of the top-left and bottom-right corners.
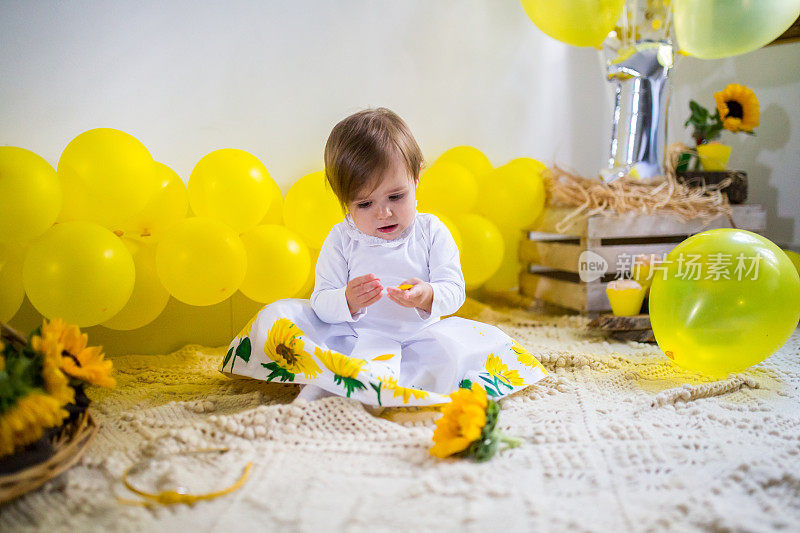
[324, 108, 424, 211]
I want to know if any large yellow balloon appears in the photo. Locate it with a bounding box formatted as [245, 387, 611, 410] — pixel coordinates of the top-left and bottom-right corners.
[483, 228, 524, 292]
[23, 222, 135, 327]
[188, 149, 273, 233]
[674, 0, 800, 59]
[283, 172, 343, 250]
[57, 128, 158, 228]
[156, 217, 247, 306]
[434, 146, 493, 179]
[475, 158, 546, 232]
[102, 240, 169, 330]
[114, 162, 188, 241]
[424, 211, 463, 251]
[259, 178, 284, 225]
[239, 225, 311, 303]
[0, 147, 61, 244]
[295, 248, 320, 298]
[0, 244, 25, 322]
[650, 229, 800, 377]
[417, 162, 478, 217]
[455, 214, 505, 290]
[520, 0, 625, 48]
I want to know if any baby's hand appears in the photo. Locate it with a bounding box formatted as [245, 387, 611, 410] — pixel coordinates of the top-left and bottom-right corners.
[387, 278, 433, 314]
[345, 274, 383, 316]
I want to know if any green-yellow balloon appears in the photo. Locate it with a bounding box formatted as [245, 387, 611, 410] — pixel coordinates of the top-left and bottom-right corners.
[57, 128, 158, 228]
[417, 162, 478, 217]
[23, 221, 135, 327]
[520, 0, 625, 48]
[102, 239, 169, 330]
[674, 0, 800, 59]
[239, 224, 311, 304]
[0, 244, 25, 322]
[0, 147, 61, 244]
[283, 171, 343, 250]
[475, 158, 546, 232]
[434, 146, 493, 179]
[156, 217, 247, 306]
[114, 162, 188, 241]
[455, 214, 504, 290]
[188, 149, 273, 233]
[650, 229, 800, 377]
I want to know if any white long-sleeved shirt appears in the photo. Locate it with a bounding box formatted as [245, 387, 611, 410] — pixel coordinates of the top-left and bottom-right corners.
[310, 212, 465, 340]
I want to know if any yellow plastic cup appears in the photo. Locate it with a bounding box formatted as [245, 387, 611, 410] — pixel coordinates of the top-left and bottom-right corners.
[697, 143, 731, 171]
[606, 279, 647, 316]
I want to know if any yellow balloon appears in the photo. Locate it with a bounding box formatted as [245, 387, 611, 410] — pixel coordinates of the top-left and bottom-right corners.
[475, 158, 546, 232]
[785, 250, 800, 277]
[674, 0, 800, 59]
[424, 211, 463, 251]
[283, 171, 343, 250]
[434, 146, 493, 179]
[650, 229, 800, 377]
[520, 0, 625, 48]
[417, 162, 478, 217]
[483, 228, 524, 292]
[114, 162, 188, 241]
[259, 178, 284, 225]
[0, 244, 25, 322]
[0, 147, 61, 244]
[188, 149, 273, 233]
[23, 222, 135, 327]
[295, 248, 320, 298]
[156, 217, 247, 306]
[239, 225, 311, 303]
[455, 214, 504, 290]
[102, 240, 169, 330]
[57, 128, 158, 228]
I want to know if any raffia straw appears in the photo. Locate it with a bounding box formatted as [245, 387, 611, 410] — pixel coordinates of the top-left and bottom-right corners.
[545, 143, 733, 233]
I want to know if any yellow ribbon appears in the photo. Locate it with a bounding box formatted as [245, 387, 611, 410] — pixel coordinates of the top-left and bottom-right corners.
[117, 449, 253, 506]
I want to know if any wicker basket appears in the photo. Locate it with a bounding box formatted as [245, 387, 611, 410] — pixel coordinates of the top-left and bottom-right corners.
[0, 409, 97, 504]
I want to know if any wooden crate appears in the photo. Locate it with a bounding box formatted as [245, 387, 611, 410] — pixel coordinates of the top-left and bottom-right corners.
[518, 205, 767, 314]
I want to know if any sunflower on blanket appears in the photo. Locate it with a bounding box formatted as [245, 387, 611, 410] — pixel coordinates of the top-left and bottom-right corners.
[430, 382, 521, 462]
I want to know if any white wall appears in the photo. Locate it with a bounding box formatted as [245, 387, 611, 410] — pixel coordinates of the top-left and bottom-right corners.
[2, 0, 798, 248]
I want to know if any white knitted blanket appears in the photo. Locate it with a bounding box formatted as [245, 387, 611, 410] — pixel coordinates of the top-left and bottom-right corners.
[2, 301, 799, 532]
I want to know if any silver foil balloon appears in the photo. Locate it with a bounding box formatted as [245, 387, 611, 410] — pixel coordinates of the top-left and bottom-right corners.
[603, 40, 673, 182]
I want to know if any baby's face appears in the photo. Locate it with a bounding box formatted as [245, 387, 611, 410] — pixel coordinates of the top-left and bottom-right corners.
[348, 158, 418, 240]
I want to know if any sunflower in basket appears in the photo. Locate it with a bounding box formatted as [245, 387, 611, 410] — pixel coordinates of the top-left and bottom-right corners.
[0, 319, 115, 459]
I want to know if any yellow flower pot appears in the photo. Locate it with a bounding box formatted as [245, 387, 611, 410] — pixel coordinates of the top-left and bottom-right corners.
[605, 279, 647, 316]
[697, 143, 731, 171]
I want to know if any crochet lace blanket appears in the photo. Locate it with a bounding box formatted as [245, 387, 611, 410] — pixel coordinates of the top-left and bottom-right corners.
[2, 301, 799, 532]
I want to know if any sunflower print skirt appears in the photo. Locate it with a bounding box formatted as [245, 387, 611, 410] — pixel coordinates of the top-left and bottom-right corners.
[220, 299, 548, 407]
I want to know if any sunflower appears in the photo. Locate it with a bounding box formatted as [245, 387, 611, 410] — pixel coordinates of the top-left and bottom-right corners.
[484, 354, 525, 387]
[315, 347, 366, 397]
[31, 333, 75, 406]
[0, 392, 68, 457]
[33, 318, 115, 388]
[714, 83, 759, 133]
[511, 341, 548, 375]
[263, 319, 321, 379]
[378, 376, 430, 404]
[430, 383, 489, 458]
